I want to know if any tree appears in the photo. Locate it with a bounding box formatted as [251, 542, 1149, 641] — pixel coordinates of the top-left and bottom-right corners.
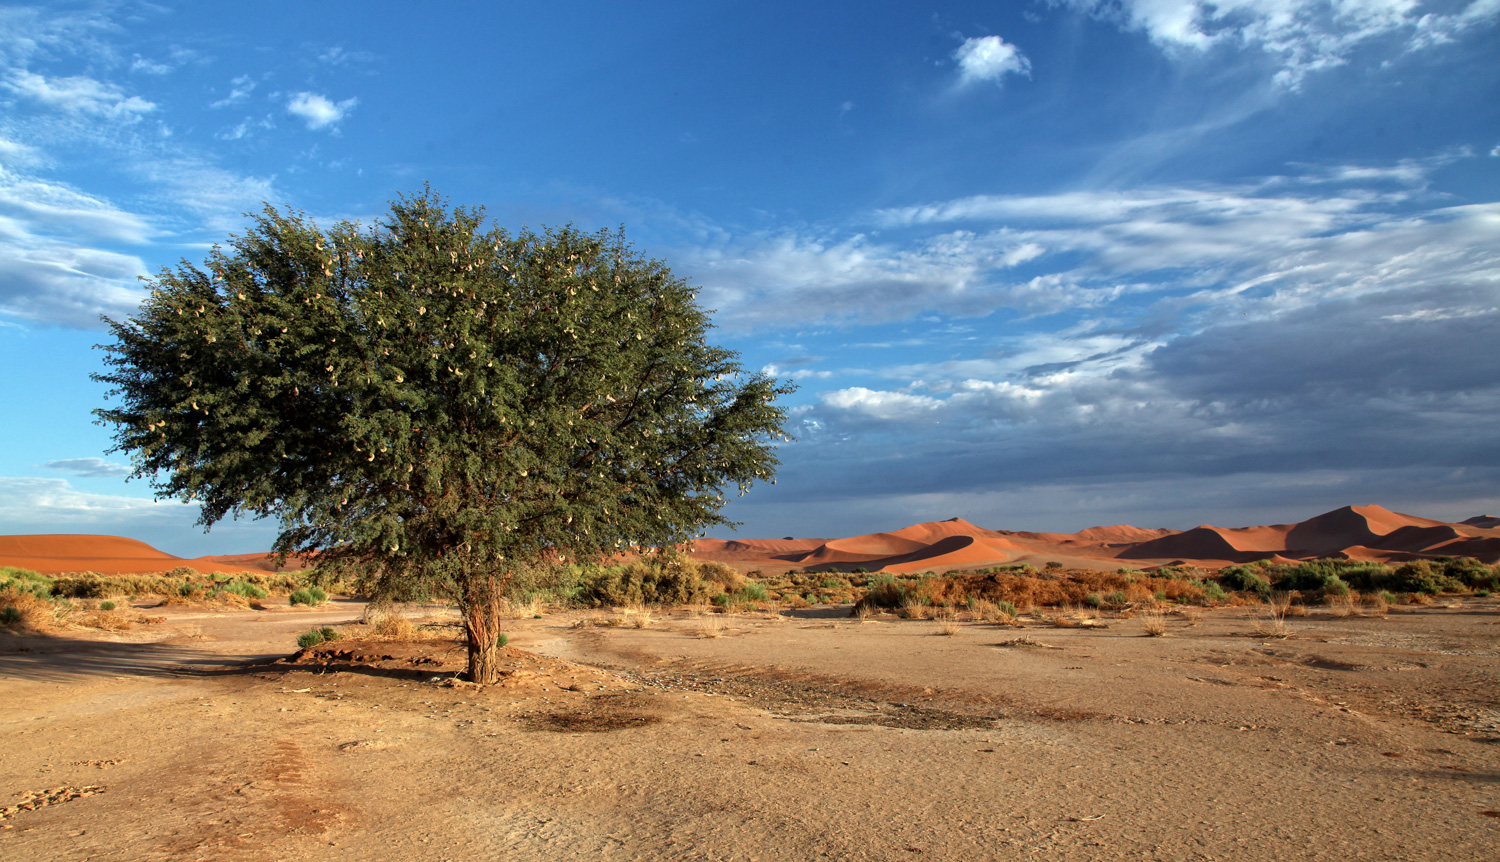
[95, 189, 792, 682]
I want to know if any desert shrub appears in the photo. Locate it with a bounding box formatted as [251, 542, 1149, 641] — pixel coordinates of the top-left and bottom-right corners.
[0, 567, 56, 601]
[1437, 557, 1498, 590]
[996, 600, 1017, 617]
[1477, 589, 1493, 598]
[289, 586, 328, 606]
[1322, 576, 1350, 597]
[1200, 580, 1228, 603]
[222, 580, 269, 600]
[99, 600, 117, 611]
[318, 626, 339, 642]
[297, 629, 325, 649]
[856, 580, 908, 610]
[1044, 561, 1063, 572]
[166, 566, 197, 579]
[1276, 560, 1345, 592]
[496, 633, 509, 648]
[578, 553, 726, 606]
[739, 582, 769, 602]
[1083, 592, 1103, 608]
[1219, 566, 1271, 598]
[2, 605, 24, 625]
[1386, 561, 1460, 595]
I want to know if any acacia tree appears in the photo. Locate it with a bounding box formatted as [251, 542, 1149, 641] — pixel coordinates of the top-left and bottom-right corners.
[95, 189, 791, 682]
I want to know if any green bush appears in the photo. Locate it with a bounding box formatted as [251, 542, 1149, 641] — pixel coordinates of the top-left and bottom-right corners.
[1387, 561, 1460, 595]
[1219, 566, 1271, 597]
[289, 586, 328, 606]
[496, 633, 509, 648]
[222, 580, 269, 600]
[1, 606, 22, 625]
[578, 553, 724, 606]
[318, 626, 339, 642]
[1322, 576, 1350, 597]
[1201, 580, 1228, 603]
[1083, 593, 1103, 608]
[297, 630, 325, 648]
[99, 600, 117, 611]
[996, 600, 1017, 617]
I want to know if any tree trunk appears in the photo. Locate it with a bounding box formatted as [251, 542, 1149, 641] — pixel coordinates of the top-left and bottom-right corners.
[462, 573, 507, 684]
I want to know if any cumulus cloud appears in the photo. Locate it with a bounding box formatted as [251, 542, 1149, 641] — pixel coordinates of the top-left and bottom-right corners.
[44, 458, 133, 478]
[287, 91, 358, 130]
[953, 35, 1031, 87]
[1053, 0, 1500, 88]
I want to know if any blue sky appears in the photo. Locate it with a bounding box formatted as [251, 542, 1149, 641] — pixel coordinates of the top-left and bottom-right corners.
[2, 1, 1498, 556]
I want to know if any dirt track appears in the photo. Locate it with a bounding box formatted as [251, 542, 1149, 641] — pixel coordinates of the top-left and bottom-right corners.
[2, 599, 1498, 861]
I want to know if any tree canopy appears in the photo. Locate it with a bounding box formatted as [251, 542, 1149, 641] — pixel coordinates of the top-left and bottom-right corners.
[95, 189, 792, 681]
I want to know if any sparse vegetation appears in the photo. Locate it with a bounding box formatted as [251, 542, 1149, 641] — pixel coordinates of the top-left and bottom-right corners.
[289, 586, 329, 607]
[1139, 607, 1169, 636]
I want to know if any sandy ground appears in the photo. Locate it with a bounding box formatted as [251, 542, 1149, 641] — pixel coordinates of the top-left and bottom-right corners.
[2, 599, 1498, 861]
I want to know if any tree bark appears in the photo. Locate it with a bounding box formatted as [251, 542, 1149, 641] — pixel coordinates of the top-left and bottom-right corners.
[462, 573, 507, 684]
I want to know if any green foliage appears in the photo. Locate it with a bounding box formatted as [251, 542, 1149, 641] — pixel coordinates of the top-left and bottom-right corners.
[0, 567, 55, 600]
[739, 582, 769, 602]
[497, 632, 509, 648]
[578, 551, 724, 606]
[1218, 566, 1271, 597]
[1386, 560, 1461, 595]
[1043, 561, 1063, 572]
[289, 586, 328, 606]
[95, 188, 792, 682]
[1083, 592, 1103, 608]
[996, 600, 1017, 617]
[1, 606, 21, 625]
[319, 626, 340, 642]
[221, 580, 269, 600]
[1201, 580, 1228, 603]
[297, 629, 325, 649]
[99, 601, 117, 611]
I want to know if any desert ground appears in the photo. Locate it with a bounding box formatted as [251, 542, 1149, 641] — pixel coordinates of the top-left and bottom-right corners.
[3, 594, 1498, 861]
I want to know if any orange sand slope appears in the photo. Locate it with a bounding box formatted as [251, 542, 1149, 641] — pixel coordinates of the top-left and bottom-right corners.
[4, 504, 1498, 576]
[692, 505, 1500, 574]
[0, 534, 274, 576]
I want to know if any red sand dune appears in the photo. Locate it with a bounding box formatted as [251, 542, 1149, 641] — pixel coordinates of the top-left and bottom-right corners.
[0, 534, 267, 576]
[5, 505, 1499, 577]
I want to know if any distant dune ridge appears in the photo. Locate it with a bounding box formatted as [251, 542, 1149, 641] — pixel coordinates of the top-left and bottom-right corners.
[2, 504, 1497, 575]
[0, 534, 304, 575]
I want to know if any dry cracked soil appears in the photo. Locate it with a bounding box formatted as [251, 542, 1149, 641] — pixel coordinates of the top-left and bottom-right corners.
[2, 598, 1499, 861]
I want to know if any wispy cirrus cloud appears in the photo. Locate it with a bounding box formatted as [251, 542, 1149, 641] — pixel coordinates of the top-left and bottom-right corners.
[44, 458, 132, 478]
[4, 69, 155, 118]
[1053, 0, 1500, 88]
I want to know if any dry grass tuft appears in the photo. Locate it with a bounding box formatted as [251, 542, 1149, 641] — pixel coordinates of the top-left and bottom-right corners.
[935, 613, 962, 636]
[1364, 593, 1390, 618]
[1174, 605, 1201, 626]
[1326, 593, 1355, 618]
[854, 603, 878, 623]
[500, 596, 542, 619]
[0, 587, 57, 631]
[899, 596, 933, 620]
[695, 615, 728, 639]
[1252, 604, 1290, 639]
[370, 613, 417, 641]
[1139, 607, 1169, 637]
[630, 607, 655, 629]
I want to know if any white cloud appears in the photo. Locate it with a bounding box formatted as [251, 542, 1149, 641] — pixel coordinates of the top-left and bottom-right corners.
[287, 91, 358, 130]
[4, 69, 156, 118]
[822, 387, 942, 421]
[953, 35, 1031, 87]
[1054, 0, 1500, 88]
[210, 74, 256, 108]
[0, 477, 187, 524]
[130, 55, 172, 75]
[44, 458, 133, 478]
